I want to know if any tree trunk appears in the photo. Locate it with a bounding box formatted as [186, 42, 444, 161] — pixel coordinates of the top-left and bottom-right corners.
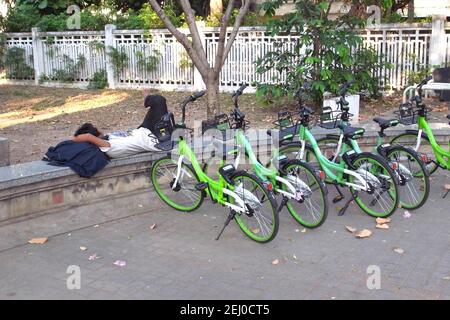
[210, 0, 224, 16]
[408, 0, 415, 22]
[205, 71, 221, 118]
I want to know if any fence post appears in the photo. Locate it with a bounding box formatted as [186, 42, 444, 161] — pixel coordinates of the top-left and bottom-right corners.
[193, 21, 206, 91]
[105, 24, 116, 89]
[429, 14, 446, 68]
[31, 27, 44, 85]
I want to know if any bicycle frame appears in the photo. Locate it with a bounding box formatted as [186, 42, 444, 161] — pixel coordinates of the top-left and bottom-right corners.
[329, 124, 411, 183]
[233, 130, 302, 200]
[174, 138, 250, 214]
[416, 116, 450, 170]
[297, 125, 370, 191]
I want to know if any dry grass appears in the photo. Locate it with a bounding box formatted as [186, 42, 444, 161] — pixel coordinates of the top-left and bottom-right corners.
[0, 84, 448, 165]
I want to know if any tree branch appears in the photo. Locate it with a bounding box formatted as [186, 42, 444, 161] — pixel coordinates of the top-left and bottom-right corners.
[213, 0, 236, 73]
[178, 0, 208, 65]
[220, 0, 252, 68]
[148, 0, 208, 75]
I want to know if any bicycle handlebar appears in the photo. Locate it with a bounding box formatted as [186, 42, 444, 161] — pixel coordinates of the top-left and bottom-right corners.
[295, 82, 313, 99]
[339, 79, 355, 96]
[232, 84, 249, 99]
[180, 91, 206, 125]
[414, 76, 433, 106]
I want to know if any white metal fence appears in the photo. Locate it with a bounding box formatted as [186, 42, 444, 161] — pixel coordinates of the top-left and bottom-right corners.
[1, 20, 449, 92]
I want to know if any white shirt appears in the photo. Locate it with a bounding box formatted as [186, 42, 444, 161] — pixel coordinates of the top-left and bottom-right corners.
[100, 127, 161, 158]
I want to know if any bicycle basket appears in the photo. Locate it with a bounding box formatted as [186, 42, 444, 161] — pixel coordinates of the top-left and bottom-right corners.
[201, 113, 232, 140]
[273, 111, 299, 142]
[395, 103, 417, 125]
[319, 107, 342, 129]
[273, 111, 295, 130]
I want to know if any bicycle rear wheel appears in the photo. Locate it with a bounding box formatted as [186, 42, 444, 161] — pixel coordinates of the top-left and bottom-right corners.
[349, 153, 399, 218]
[151, 157, 204, 212]
[230, 171, 279, 243]
[386, 146, 430, 210]
[281, 160, 328, 228]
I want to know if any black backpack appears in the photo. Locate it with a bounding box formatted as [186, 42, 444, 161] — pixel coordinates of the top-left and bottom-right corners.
[154, 113, 176, 151]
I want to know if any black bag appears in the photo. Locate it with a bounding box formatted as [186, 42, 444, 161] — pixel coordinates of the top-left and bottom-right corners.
[154, 113, 176, 151]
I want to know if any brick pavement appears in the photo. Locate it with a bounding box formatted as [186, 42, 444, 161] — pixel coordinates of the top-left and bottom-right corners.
[1, 172, 450, 300]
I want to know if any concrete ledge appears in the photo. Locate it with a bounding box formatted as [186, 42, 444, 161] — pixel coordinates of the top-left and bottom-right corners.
[0, 123, 448, 224]
[0, 152, 166, 223]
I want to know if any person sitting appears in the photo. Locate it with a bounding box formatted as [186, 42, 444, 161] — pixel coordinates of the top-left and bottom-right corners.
[72, 95, 169, 159]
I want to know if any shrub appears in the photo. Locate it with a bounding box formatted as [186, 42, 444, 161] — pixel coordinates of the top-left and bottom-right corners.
[4, 47, 34, 79]
[256, 0, 391, 107]
[3, 4, 42, 32]
[88, 70, 108, 89]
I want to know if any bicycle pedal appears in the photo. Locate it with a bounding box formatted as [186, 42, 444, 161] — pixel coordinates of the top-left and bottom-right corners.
[195, 182, 209, 191]
[333, 195, 344, 203]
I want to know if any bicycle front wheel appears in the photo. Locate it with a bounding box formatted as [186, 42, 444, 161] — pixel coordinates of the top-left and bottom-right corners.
[230, 172, 279, 243]
[281, 160, 328, 228]
[151, 157, 204, 212]
[391, 131, 439, 175]
[386, 146, 430, 210]
[349, 153, 399, 218]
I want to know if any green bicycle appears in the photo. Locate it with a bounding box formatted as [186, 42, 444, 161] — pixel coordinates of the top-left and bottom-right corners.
[150, 92, 279, 243]
[391, 76, 450, 178]
[202, 84, 328, 228]
[278, 85, 400, 218]
[315, 81, 430, 210]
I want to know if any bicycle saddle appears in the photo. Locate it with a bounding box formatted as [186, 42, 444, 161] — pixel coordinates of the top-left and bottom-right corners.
[373, 117, 399, 130]
[338, 124, 365, 140]
[299, 106, 314, 116]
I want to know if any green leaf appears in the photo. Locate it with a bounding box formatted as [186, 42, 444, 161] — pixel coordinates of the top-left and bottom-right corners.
[318, 2, 329, 11]
[38, 0, 48, 10]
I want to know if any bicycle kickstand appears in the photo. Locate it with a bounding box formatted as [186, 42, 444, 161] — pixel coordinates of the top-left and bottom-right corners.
[278, 196, 289, 213]
[216, 210, 237, 241]
[338, 191, 357, 216]
[333, 184, 345, 203]
[443, 189, 450, 199]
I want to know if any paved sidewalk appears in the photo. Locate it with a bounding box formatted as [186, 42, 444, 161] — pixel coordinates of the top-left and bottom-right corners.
[1, 172, 450, 300]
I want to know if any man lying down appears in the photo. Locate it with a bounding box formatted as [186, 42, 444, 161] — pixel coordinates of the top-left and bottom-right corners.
[72, 94, 168, 158]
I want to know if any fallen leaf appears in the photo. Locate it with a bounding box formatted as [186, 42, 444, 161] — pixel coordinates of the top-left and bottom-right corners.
[442, 276, 450, 281]
[150, 223, 157, 230]
[376, 224, 390, 230]
[272, 259, 280, 265]
[403, 211, 412, 219]
[355, 229, 372, 239]
[28, 238, 48, 245]
[294, 229, 300, 233]
[113, 260, 127, 267]
[393, 247, 404, 254]
[251, 228, 261, 234]
[89, 253, 100, 261]
[346, 226, 357, 233]
[376, 217, 391, 224]
[301, 228, 306, 233]
[293, 254, 298, 261]
[79, 246, 88, 251]
[445, 184, 450, 191]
